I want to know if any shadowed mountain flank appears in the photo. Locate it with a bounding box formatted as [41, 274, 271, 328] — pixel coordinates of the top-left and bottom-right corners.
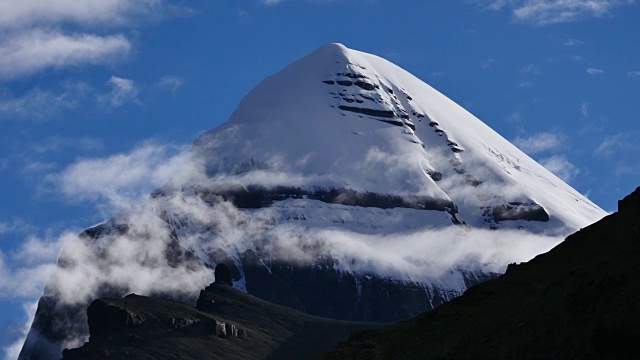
[326, 188, 640, 359]
[62, 282, 381, 360]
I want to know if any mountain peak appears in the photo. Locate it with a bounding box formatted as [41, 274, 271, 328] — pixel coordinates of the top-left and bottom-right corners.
[193, 45, 604, 231]
[315, 42, 351, 57]
[21, 44, 607, 360]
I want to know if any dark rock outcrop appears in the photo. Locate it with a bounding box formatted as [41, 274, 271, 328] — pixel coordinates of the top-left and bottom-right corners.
[214, 263, 233, 285]
[240, 253, 496, 323]
[337, 105, 396, 119]
[492, 202, 550, 222]
[194, 184, 455, 213]
[618, 186, 640, 211]
[18, 226, 205, 360]
[87, 298, 146, 336]
[62, 282, 379, 360]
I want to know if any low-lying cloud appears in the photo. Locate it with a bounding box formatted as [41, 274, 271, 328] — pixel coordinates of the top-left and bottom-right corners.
[9, 139, 579, 359]
[51, 141, 193, 213]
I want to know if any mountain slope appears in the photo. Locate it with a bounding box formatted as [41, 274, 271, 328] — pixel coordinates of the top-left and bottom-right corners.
[62, 280, 381, 360]
[20, 43, 606, 359]
[326, 188, 640, 359]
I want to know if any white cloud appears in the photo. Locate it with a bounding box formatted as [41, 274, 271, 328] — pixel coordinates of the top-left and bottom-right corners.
[31, 136, 103, 154]
[157, 75, 184, 93]
[0, 219, 32, 236]
[520, 63, 541, 75]
[518, 81, 533, 88]
[595, 134, 626, 157]
[563, 38, 584, 46]
[507, 110, 522, 122]
[22, 161, 58, 174]
[0, 87, 77, 119]
[586, 67, 604, 75]
[0, 30, 130, 80]
[52, 142, 192, 211]
[98, 76, 139, 108]
[539, 154, 580, 182]
[0, 237, 63, 299]
[513, 132, 564, 154]
[14, 134, 590, 358]
[628, 71, 640, 78]
[0, 0, 190, 80]
[238, 10, 250, 23]
[581, 101, 589, 117]
[480, 58, 498, 69]
[0, 0, 163, 30]
[262, 0, 287, 5]
[3, 301, 37, 360]
[478, 0, 635, 25]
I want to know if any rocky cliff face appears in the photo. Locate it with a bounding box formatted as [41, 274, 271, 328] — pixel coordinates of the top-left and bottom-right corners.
[241, 256, 496, 322]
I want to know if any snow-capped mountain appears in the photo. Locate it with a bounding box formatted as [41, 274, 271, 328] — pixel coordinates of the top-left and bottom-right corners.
[20, 43, 606, 359]
[193, 43, 602, 231]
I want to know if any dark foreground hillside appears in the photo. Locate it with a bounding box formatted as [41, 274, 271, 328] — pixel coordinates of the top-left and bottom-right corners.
[326, 189, 640, 359]
[62, 273, 381, 360]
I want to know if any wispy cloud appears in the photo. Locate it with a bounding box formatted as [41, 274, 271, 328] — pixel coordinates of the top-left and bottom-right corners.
[0, 86, 79, 119]
[581, 101, 589, 117]
[0, 30, 130, 80]
[238, 9, 250, 23]
[31, 136, 103, 154]
[98, 76, 139, 108]
[627, 70, 640, 78]
[563, 38, 584, 46]
[261, 0, 287, 5]
[519, 63, 541, 75]
[0, 219, 32, 236]
[157, 75, 184, 93]
[0, 0, 187, 80]
[480, 58, 498, 69]
[539, 154, 580, 182]
[51, 141, 192, 211]
[586, 67, 604, 75]
[3, 301, 37, 360]
[513, 132, 564, 154]
[477, 0, 636, 25]
[0, 0, 165, 30]
[595, 134, 628, 157]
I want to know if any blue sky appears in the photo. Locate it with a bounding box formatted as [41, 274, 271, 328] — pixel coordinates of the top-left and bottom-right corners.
[1, 0, 639, 357]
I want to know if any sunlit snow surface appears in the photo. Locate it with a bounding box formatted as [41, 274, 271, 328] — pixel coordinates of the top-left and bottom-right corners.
[193, 43, 603, 231]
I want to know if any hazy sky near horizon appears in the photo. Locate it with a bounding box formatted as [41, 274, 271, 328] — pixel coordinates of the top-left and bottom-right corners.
[1, 0, 640, 357]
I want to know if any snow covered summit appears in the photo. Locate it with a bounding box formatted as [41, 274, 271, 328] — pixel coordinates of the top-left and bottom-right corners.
[193, 42, 604, 232]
